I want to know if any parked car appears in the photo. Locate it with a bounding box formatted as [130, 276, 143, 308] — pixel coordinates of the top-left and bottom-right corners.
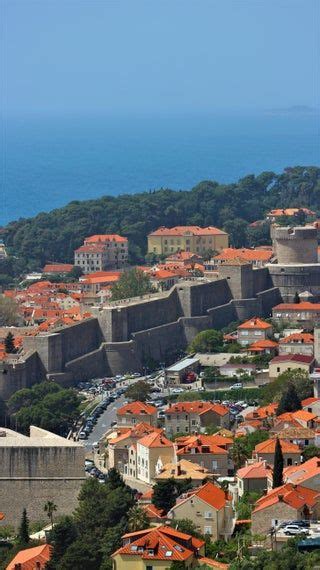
[78, 431, 87, 439]
[283, 525, 309, 536]
[230, 383, 243, 390]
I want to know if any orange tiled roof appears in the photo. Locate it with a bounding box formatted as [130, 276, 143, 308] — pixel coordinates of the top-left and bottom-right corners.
[279, 333, 314, 345]
[194, 481, 228, 510]
[198, 557, 229, 569]
[273, 302, 320, 311]
[117, 401, 157, 416]
[109, 423, 162, 445]
[302, 397, 320, 407]
[113, 525, 204, 561]
[292, 409, 317, 422]
[43, 263, 74, 273]
[238, 317, 272, 330]
[283, 456, 320, 485]
[253, 483, 320, 513]
[141, 503, 166, 520]
[214, 248, 273, 263]
[75, 244, 107, 253]
[268, 208, 316, 217]
[6, 544, 52, 570]
[248, 339, 278, 351]
[176, 435, 228, 456]
[149, 225, 227, 236]
[246, 403, 278, 420]
[270, 354, 314, 365]
[84, 234, 128, 243]
[166, 401, 229, 416]
[254, 438, 300, 454]
[237, 461, 272, 480]
[138, 432, 173, 449]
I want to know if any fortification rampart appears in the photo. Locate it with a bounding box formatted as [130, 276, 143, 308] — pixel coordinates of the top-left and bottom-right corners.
[273, 226, 318, 265]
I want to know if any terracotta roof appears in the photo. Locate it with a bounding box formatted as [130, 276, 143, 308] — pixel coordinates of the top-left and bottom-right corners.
[248, 339, 278, 351]
[237, 461, 272, 480]
[245, 403, 278, 420]
[268, 208, 316, 217]
[277, 426, 316, 440]
[253, 483, 320, 513]
[109, 423, 162, 445]
[302, 397, 320, 407]
[284, 456, 320, 485]
[194, 481, 228, 510]
[270, 354, 314, 364]
[214, 248, 273, 262]
[84, 234, 128, 243]
[273, 302, 320, 311]
[166, 401, 228, 416]
[238, 317, 272, 330]
[176, 435, 228, 457]
[43, 263, 74, 273]
[117, 401, 157, 416]
[82, 273, 121, 284]
[292, 409, 317, 422]
[156, 458, 212, 480]
[7, 544, 53, 570]
[149, 225, 227, 236]
[279, 333, 314, 345]
[138, 432, 174, 449]
[113, 526, 204, 561]
[254, 438, 300, 455]
[142, 503, 166, 520]
[166, 251, 203, 261]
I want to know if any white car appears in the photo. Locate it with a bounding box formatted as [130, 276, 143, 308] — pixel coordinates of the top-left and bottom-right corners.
[283, 525, 309, 536]
[230, 383, 243, 390]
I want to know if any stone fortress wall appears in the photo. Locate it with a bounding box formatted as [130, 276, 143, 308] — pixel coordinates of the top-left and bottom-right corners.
[0, 264, 284, 399]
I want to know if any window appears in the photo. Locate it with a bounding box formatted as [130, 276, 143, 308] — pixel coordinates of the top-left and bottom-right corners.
[205, 511, 212, 518]
[287, 458, 292, 466]
[146, 566, 153, 570]
[212, 460, 218, 469]
[204, 526, 212, 535]
[277, 367, 280, 373]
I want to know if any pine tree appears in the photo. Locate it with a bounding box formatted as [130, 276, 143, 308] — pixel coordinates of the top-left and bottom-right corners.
[4, 332, 16, 354]
[276, 382, 302, 415]
[272, 438, 284, 488]
[18, 508, 30, 544]
[293, 291, 300, 304]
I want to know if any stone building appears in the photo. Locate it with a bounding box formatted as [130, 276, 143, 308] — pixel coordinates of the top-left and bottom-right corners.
[268, 354, 314, 379]
[165, 401, 230, 437]
[136, 432, 175, 484]
[116, 401, 157, 427]
[278, 333, 314, 356]
[147, 226, 228, 256]
[237, 317, 273, 347]
[0, 426, 85, 527]
[253, 438, 301, 467]
[175, 435, 231, 476]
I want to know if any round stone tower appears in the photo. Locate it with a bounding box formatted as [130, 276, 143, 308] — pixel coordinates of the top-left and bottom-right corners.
[274, 226, 318, 265]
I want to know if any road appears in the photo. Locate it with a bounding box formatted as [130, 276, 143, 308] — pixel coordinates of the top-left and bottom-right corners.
[84, 394, 126, 448]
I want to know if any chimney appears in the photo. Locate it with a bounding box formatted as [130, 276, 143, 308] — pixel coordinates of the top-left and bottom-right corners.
[177, 464, 182, 476]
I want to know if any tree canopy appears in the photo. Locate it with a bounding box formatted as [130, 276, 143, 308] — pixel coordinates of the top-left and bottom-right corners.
[2, 166, 319, 280]
[110, 268, 154, 300]
[188, 329, 224, 354]
[125, 380, 151, 402]
[276, 382, 302, 416]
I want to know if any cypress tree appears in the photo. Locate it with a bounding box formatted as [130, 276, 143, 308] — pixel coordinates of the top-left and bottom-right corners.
[18, 508, 30, 544]
[293, 291, 300, 304]
[276, 382, 302, 415]
[272, 438, 284, 488]
[4, 332, 16, 354]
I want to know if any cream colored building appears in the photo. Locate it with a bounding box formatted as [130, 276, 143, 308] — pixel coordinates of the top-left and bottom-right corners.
[136, 432, 175, 484]
[148, 226, 228, 256]
[167, 481, 234, 540]
[269, 354, 314, 379]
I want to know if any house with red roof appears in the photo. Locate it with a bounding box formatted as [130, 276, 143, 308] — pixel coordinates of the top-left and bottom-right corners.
[135, 432, 175, 484]
[43, 263, 74, 274]
[112, 525, 206, 569]
[107, 422, 162, 473]
[247, 339, 278, 356]
[213, 247, 273, 268]
[74, 233, 128, 273]
[279, 332, 314, 356]
[6, 544, 52, 570]
[236, 460, 272, 497]
[253, 438, 301, 467]
[302, 396, 320, 417]
[167, 481, 234, 541]
[283, 456, 320, 491]
[175, 434, 232, 476]
[269, 354, 314, 379]
[165, 401, 230, 437]
[251, 483, 320, 536]
[272, 302, 320, 326]
[237, 317, 273, 346]
[116, 401, 157, 427]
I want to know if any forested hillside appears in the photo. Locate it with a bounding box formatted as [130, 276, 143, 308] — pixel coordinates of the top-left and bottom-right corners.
[2, 166, 320, 276]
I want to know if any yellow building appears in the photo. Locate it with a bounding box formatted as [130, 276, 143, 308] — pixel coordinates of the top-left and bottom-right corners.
[148, 226, 229, 256]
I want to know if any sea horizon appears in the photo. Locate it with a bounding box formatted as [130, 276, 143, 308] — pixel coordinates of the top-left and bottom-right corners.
[2, 110, 319, 226]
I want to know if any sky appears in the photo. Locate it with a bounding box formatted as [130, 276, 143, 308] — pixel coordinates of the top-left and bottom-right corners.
[2, 0, 319, 116]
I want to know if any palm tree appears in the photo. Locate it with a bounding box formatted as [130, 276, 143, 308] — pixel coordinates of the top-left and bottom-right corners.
[127, 505, 149, 532]
[44, 501, 57, 529]
[231, 440, 248, 470]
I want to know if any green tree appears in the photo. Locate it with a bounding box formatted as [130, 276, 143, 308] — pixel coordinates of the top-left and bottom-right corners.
[152, 478, 192, 514]
[302, 444, 320, 461]
[125, 380, 151, 402]
[231, 439, 248, 470]
[293, 291, 300, 304]
[188, 329, 224, 354]
[173, 518, 203, 539]
[17, 508, 30, 544]
[127, 505, 150, 532]
[4, 332, 16, 354]
[46, 516, 77, 569]
[44, 500, 57, 529]
[276, 382, 302, 416]
[272, 438, 284, 488]
[264, 369, 312, 404]
[110, 268, 154, 301]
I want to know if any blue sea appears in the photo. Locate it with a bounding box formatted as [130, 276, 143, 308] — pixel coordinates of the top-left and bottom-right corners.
[1, 112, 319, 226]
